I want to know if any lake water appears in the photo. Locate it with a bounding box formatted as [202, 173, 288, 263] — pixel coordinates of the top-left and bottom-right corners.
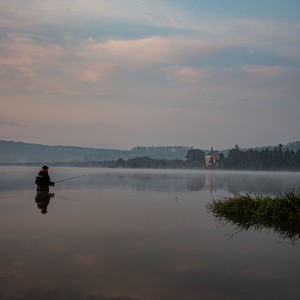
[1, 166, 300, 300]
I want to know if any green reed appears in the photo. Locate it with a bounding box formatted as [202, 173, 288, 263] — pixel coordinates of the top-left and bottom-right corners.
[207, 189, 300, 244]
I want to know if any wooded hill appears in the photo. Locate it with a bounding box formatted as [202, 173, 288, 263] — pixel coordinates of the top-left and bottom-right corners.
[1, 140, 299, 170]
[0, 140, 191, 163]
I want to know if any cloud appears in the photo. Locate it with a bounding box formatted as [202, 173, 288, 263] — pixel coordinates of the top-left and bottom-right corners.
[0, 0, 186, 33]
[167, 64, 295, 96]
[0, 1, 299, 148]
[0, 29, 297, 101]
[0, 33, 238, 96]
[77, 37, 223, 70]
[0, 120, 23, 127]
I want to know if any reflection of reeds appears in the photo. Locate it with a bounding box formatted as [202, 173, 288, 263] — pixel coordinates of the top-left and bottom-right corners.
[207, 189, 300, 244]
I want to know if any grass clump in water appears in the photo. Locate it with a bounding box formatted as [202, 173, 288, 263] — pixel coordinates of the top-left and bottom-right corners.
[207, 189, 300, 244]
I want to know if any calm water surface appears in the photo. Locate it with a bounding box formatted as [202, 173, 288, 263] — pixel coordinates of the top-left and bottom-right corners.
[1, 166, 300, 300]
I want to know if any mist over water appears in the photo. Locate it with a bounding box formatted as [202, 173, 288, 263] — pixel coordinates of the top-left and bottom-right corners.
[1, 167, 300, 300]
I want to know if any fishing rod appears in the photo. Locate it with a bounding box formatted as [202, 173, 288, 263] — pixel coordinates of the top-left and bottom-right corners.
[54, 175, 86, 184]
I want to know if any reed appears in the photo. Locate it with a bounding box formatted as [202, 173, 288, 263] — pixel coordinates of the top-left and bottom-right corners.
[207, 189, 300, 243]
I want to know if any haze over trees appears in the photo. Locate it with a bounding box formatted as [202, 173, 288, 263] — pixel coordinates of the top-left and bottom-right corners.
[0, 140, 300, 170]
[222, 144, 300, 170]
[0, 140, 190, 163]
[108, 145, 300, 170]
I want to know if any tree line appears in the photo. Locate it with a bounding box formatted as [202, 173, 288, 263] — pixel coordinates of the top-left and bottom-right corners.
[107, 145, 300, 170]
[220, 144, 300, 170]
[4, 144, 299, 170]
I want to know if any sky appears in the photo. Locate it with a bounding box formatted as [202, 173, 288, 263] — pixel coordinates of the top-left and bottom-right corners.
[0, 0, 299, 150]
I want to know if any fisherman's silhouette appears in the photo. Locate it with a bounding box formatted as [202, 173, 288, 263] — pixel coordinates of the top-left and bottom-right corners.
[35, 191, 55, 214]
[35, 165, 55, 192]
[35, 165, 55, 214]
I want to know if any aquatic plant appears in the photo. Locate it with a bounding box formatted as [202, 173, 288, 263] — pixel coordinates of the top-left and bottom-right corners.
[207, 189, 300, 244]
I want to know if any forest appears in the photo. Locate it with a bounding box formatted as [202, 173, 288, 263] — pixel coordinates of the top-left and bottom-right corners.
[220, 144, 300, 170]
[2, 143, 300, 171]
[71, 144, 300, 170]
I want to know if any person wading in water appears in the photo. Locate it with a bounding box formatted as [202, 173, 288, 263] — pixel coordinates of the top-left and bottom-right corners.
[35, 166, 55, 214]
[35, 166, 55, 192]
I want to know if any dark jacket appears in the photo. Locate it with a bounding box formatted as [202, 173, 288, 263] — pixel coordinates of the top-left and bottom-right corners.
[36, 170, 52, 191]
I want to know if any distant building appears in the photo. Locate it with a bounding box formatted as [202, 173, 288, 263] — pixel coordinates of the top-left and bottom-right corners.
[205, 147, 220, 168]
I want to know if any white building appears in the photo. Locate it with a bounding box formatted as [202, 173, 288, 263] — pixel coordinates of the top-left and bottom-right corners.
[205, 147, 220, 167]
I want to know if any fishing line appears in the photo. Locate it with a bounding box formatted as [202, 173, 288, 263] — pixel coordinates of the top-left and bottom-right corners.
[54, 175, 86, 184]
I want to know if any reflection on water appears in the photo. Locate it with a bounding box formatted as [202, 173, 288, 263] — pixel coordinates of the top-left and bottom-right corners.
[229, 219, 300, 245]
[35, 192, 54, 214]
[0, 167, 300, 300]
[0, 167, 299, 195]
[208, 202, 300, 246]
[63, 171, 300, 194]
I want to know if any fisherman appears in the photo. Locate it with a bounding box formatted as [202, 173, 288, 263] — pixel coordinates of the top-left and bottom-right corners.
[35, 165, 55, 192]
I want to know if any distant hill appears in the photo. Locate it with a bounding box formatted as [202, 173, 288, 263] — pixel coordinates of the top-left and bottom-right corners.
[0, 140, 191, 163]
[0, 140, 299, 164]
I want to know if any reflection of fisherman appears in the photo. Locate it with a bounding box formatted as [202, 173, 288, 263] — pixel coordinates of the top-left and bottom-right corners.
[35, 191, 54, 214]
[35, 166, 55, 192]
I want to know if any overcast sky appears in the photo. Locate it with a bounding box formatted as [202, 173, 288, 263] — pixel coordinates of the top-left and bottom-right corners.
[0, 0, 299, 149]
